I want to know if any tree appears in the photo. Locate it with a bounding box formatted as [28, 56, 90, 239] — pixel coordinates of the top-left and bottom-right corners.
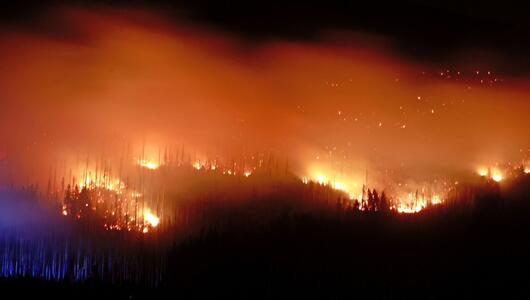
[372, 189, 380, 211]
[367, 189, 374, 211]
[64, 184, 72, 214]
[379, 191, 389, 212]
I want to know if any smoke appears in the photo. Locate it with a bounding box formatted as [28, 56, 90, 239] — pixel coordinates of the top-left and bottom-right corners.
[0, 190, 66, 237]
[0, 6, 529, 188]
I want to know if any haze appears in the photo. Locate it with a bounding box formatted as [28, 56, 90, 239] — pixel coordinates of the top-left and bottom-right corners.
[0, 7, 528, 188]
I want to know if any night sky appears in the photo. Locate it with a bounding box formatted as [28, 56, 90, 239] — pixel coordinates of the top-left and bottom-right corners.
[2, 1, 530, 75]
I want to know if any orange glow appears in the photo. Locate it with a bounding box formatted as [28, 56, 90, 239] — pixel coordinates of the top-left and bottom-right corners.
[138, 159, 160, 170]
[2, 8, 529, 195]
[478, 166, 504, 182]
[77, 173, 126, 194]
[393, 193, 445, 214]
[431, 194, 442, 205]
[316, 174, 326, 185]
[477, 167, 488, 177]
[0, 7, 529, 230]
[144, 210, 160, 227]
[491, 172, 503, 182]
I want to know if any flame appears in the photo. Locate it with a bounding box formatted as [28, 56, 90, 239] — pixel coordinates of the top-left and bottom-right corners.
[431, 194, 442, 205]
[143, 210, 160, 227]
[306, 171, 361, 201]
[332, 181, 356, 199]
[316, 174, 326, 185]
[477, 167, 488, 177]
[394, 193, 425, 213]
[138, 159, 159, 170]
[333, 181, 346, 191]
[491, 172, 503, 182]
[393, 192, 445, 213]
[477, 166, 503, 182]
[396, 205, 424, 214]
[77, 175, 126, 194]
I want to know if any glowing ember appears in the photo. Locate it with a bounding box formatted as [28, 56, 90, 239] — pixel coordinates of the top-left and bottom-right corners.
[392, 192, 445, 214]
[138, 159, 160, 170]
[333, 181, 346, 191]
[75, 171, 126, 194]
[394, 193, 425, 213]
[431, 194, 442, 205]
[477, 167, 488, 177]
[477, 166, 504, 182]
[316, 174, 326, 185]
[491, 173, 503, 182]
[144, 210, 160, 227]
[396, 205, 424, 214]
[332, 181, 356, 199]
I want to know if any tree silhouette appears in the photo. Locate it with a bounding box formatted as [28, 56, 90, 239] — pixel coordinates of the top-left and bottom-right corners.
[379, 191, 389, 212]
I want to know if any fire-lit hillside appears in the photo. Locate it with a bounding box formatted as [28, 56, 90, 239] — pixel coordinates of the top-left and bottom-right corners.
[0, 2, 529, 299]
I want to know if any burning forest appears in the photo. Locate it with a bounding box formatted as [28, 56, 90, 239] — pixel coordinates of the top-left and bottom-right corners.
[1, 2, 530, 299]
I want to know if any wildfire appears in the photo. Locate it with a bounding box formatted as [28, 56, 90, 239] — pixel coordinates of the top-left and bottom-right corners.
[306, 171, 360, 201]
[477, 167, 488, 177]
[491, 172, 503, 182]
[143, 210, 160, 227]
[477, 166, 504, 182]
[138, 159, 160, 170]
[316, 174, 326, 185]
[393, 193, 443, 213]
[333, 181, 346, 192]
[58, 166, 164, 234]
[78, 176, 126, 194]
[431, 194, 442, 205]
[394, 193, 424, 213]
[332, 181, 356, 199]
[395, 204, 424, 214]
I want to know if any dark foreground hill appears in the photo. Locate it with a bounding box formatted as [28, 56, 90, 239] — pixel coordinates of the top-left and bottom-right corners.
[1, 175, 530, 299]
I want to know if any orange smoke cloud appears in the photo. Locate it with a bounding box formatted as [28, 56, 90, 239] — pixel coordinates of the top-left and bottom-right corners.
[0, 6, 529, 186]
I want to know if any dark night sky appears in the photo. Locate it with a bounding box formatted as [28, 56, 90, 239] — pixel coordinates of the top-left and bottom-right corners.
[1, 1, 529, 75]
